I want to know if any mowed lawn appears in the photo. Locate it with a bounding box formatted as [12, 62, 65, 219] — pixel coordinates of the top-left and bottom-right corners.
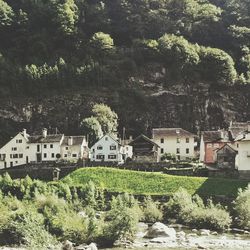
[63, 167, 249, 197]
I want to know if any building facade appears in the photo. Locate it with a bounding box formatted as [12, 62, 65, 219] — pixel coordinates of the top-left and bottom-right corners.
[235, 130, 250, 177]
[0, 128, 88, 169]
[129, 134, 160, 162]
[90, 134, 129, 164]
[152, 128, 195, 161]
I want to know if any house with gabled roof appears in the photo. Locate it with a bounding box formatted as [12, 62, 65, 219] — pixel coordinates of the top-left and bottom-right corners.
[152, 128, 195, 161]
[0, 128, 88, 169]
[90, 134, 132, 164]
[129, 134, 160, 162]
[199, 130, 229, 164]
[235, 124, 250, 178]
[214, 144, 238, 169]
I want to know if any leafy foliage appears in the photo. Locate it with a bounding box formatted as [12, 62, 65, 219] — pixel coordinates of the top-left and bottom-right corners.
[165, 188, 232, 231]
[63, 167, 248, 196]
[234, 184, 250, 229]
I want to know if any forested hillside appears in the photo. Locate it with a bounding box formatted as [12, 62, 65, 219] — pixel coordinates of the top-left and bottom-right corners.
[0, 0, 249, 141]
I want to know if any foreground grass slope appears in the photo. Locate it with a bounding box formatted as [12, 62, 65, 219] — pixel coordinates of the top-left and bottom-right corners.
[63, 167, 249, 197]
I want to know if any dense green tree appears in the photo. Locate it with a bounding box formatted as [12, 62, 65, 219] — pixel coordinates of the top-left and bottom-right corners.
[198, 46, 237, 85]
[53, 0, 79, 35]
[0, 0, 14, 27]
[92, 103, 118, 135]
[80, 116, 103, 146]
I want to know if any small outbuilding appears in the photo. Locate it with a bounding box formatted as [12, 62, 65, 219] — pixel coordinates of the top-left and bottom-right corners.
[214, 144, 237, 169]
[129, 134, 160, 162]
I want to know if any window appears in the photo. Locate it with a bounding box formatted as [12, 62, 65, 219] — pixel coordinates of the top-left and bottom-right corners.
[108, 154, 117, 159]
[51, 153, 55, 158]
[50, 144, 53, 148]
[13, 154, 18, 159]
[0, 154, 6, 160]
[186, 148, 189, 154]
[177, 155, 180, 160]
[96, 154, 104, 160]
[161, 148, 164, 154]
[161, 138, 164, 143]
[97, 145, 103, 150]
[176, 148, 180, 154]
[37, 145, 40, 152]
[19, 154, 23, 158]
[65, 146, 68, 150]
[44, 153, 47, 158]
[105, 137, 108, 141]
[10, 154, 12, 159]
[44, 144, 47, 149]
[64, 154, 67, 157]
[12, 147, 17, 151]
[186, 138, 189, 143]
[72, 154, 77, 157]
[16, 139, 22, 143]
[214, 143, 219, 148]
[26, 146, 29, 149]
[237, 144, 239, 148]
[207, 143, 212, 148]
[177, 138, 180, 143]
[110, 145, 116, 150]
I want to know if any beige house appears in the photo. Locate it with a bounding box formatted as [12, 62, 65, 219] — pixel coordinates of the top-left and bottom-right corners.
[235, 130, 250, 178]
[152, 128, 195, 160]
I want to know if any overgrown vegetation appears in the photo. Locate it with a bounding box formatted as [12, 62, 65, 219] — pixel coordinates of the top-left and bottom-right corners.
[0, 0, 249, 96]
[0, 172, 250, 248]
[63, 167, 248, 197]
[165, 188, 232, 231]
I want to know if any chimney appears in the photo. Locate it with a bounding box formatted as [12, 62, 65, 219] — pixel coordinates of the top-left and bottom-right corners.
[83, 136, 88, 147]
[248, 122, 250, 132]
[68, 136, 73, 146]
[129, 135, 133, 141]
[23, 129, 27, 139]
[42, 128, 47, 138]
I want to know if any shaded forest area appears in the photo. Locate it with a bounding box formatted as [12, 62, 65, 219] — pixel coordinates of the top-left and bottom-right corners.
[0, 0, 250, 139]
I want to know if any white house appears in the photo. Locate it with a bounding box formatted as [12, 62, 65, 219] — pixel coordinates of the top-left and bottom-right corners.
[235, 131, 250, 177]
[90, 134, 132, 164]
[61, 136, 88, 162]
[0, 128, 89, 169]
[0, 129, 30, 168]
[152, 128, 195, 160]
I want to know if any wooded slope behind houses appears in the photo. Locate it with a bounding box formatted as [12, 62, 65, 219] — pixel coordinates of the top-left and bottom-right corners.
[0, 0, 250, 141]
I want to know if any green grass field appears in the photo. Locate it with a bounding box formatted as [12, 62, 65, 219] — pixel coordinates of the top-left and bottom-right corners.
[63, 167, 249, 197]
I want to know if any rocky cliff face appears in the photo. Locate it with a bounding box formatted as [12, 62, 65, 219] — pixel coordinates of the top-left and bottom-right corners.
[0, 79, 249, 145]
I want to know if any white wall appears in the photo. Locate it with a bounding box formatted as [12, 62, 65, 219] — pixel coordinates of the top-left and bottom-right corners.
[236, 140, 250, 171]
[153, 135, 195, 160]
[199, 135, 205, 162]
[61, 144, 83, 162]
[0, 133, 29, 169]
[91, 135, 124, 163]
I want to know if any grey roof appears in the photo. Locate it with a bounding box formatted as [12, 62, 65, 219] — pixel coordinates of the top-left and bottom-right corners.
[62, 136, 86, 146]
[129, 134, 159, 147]
[229, 121, 249, 139]
[215, 143, 238, 153]
[201, 131, 222, 142]
[152, 128, 195, 137]
[28, 134, 63, 143]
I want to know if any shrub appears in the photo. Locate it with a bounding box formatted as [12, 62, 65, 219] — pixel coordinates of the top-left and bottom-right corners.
[141, 196, 163, 223]
[100, 194, 142, 245]
[165, 188, 231, 231]
[0, 206, 57, 249]
[48, 209, 88, 244]
[234, 184, 250, 229]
